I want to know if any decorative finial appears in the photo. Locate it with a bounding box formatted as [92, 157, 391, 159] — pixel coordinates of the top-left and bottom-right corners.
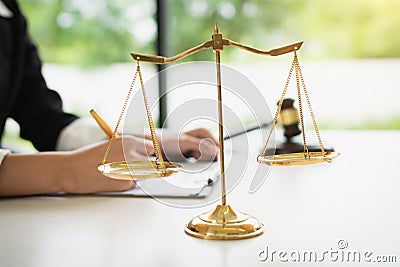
[214, 22, 219, 33]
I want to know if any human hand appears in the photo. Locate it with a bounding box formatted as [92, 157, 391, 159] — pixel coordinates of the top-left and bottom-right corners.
[159, 128, 219, 162]
[62, 136, 154, 193]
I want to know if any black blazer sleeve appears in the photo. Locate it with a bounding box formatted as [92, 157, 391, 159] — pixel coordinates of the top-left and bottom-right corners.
[4, 0, 78, 151]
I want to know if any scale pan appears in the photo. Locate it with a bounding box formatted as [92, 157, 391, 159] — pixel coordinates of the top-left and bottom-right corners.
[98, 160, 183, 180]
[257, 151, 339, 166]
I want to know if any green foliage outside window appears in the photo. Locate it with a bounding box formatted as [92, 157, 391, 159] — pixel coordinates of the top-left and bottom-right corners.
[19, 0, 400, 67]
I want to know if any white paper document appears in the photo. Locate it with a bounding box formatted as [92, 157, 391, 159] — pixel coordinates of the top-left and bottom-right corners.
[98, 161, 219, 198]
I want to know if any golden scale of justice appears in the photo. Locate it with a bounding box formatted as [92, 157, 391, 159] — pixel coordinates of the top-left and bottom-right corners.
[94, 24, 339, 240]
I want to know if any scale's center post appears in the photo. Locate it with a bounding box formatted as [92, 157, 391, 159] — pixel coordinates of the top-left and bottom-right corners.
[212, 23, 227, 206]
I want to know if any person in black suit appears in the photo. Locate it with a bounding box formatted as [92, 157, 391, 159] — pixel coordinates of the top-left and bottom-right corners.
[0, 0, 218, 196]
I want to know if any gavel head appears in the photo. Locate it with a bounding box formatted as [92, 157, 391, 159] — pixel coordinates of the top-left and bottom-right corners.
[277, 98, 301, 142]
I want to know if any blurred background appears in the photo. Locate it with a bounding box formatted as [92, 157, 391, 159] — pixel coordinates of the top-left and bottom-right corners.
[5, 0, 400, 150]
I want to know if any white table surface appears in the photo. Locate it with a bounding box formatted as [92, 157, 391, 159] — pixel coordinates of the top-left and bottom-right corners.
[0, 130, 399, 267]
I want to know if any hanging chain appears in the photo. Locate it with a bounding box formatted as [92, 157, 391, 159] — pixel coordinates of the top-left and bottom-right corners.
[261, 50, 325, 159]
[137, 63, 166, 170]
[261, 56, 296, 156]
[294, 51, 309, 158]
[294, 55, 326, 156]
[101, 65, 140, 165]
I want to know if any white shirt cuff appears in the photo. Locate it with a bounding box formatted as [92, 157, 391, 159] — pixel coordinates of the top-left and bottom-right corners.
[0, 149, 10, 167]
[56, 117, 108, 151]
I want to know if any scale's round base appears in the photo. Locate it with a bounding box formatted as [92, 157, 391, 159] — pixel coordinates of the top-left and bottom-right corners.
[257, 151, 340, 166]
[185, 205, 264, 240]
[98, 160, 183, 180]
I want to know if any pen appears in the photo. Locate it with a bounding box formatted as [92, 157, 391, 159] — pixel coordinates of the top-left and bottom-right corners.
[223, 122, 270, 140]
[90, 109, 116, 138]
